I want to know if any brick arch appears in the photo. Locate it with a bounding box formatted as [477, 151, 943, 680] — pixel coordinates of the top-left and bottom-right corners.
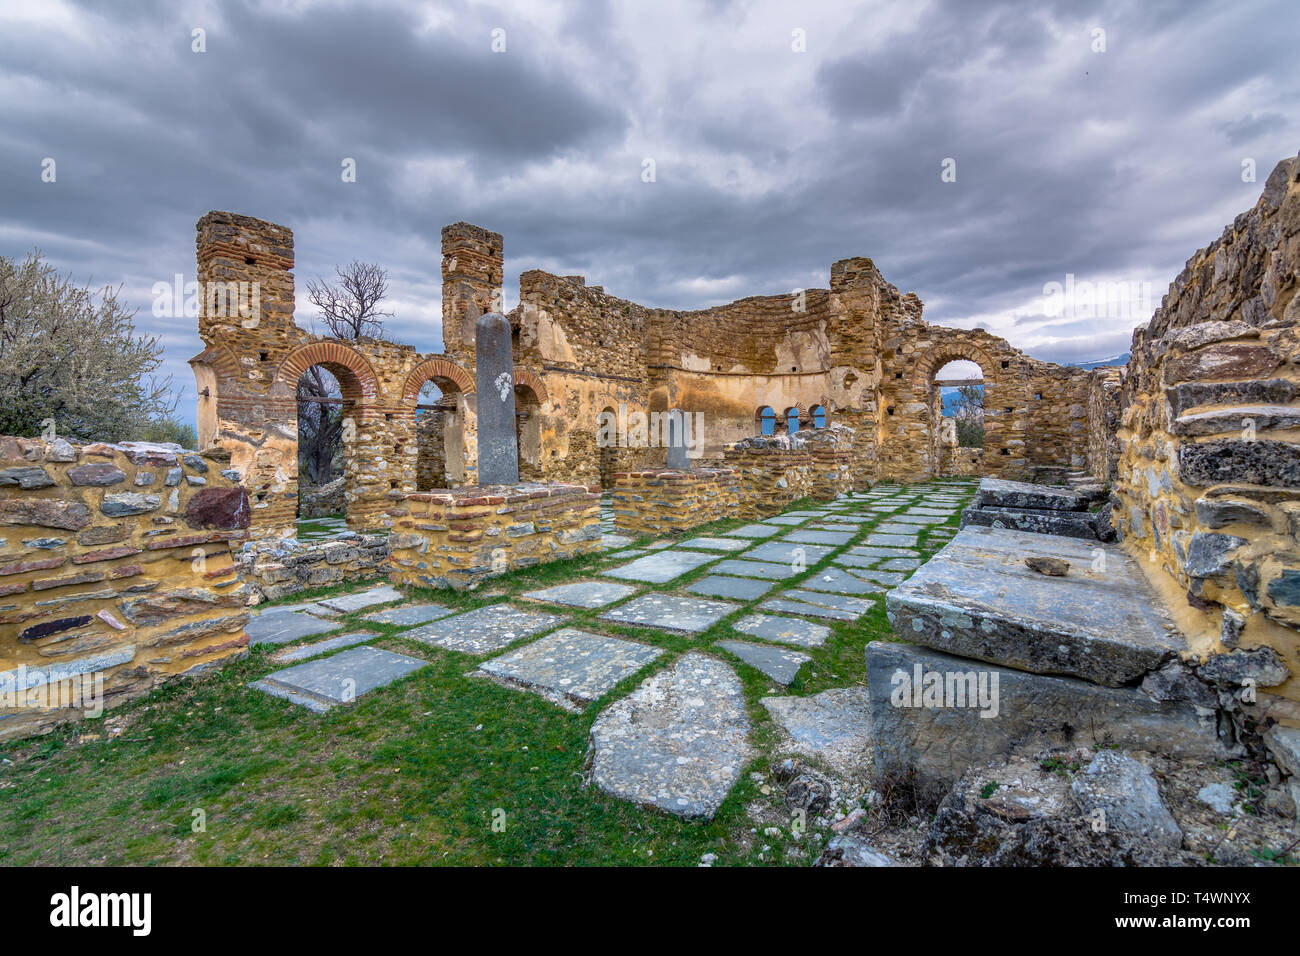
[277, 341, 379, 400]
[402, 356, 475, 403]
[512, 366, 549, 405]
[189, 343, 241, 386]
[912, 341, 997, 389]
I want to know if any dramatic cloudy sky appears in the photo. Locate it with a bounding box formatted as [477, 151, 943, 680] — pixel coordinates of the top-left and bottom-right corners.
[2, 0, 1297, 425]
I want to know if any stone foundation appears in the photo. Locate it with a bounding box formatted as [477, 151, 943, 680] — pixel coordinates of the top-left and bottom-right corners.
[0, 437, 251, 741]
[388, 482, 601, 590]
[611, 469, 740, 535]
[238, 532, 390, 603]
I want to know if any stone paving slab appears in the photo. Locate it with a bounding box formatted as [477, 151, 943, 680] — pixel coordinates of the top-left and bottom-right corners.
[781, 588, 874, 615]
[877, 558, 922, 572]
[251, 646, 428, 713]
[908, 507, 959, 516]
[362, 604, 454, 627]
[865, 532, 919, 548]
[763, 515, 809, 526]
[814, 513, 871, 523]
[873, 522, 922, 534]
[782, 529, 856, 546]
[522, 580, 639, 609]
[589, 653, 752, 819]
[272, 632, 375, 664]
[810, 523, 863, 533]
[477, 628, 663, 711]
[716, 640, 810, 685]
[975, 477, 1087, 512]
[678, 536, 751, 552]
[885, 526, 1185, 686]
[271, 601, 340, 617]
[844, 568, 905, 587]
[732, 612, 830, 647]
[601, 549, 718, 583]
[721, 523, 782, 538]
[762, 687, 874, 777]
[405, 604, 565, 656]
[600, 593, 736, 633]
[612, 548, 648, 559]
[248, 610, 344, 647]
[760, 598, 859, 621]
[645, 541, 674, 550]
[833, 553, 888, 569]
[743, 541, 834, 564]
[686, 574, 775, 600]
[890, 514, 948, 525]
[799, 567, 885, 596]
[846, 545, 919, 558]
[319, 584, 406, 613]
[710, 558, 803, 581]
[782, 511, 826, 517]
[601, 533, 634, 549]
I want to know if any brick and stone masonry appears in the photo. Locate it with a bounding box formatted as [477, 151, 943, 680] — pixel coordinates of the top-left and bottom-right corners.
[0, 437, 251, 740]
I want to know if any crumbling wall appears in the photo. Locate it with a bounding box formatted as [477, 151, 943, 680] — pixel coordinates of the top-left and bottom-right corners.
[0, 438, 251, 740]
[1087, 367, 1124, 482]
[611, 469, 740, 536]
[1114, 153, 1300, 701]
[238, 533, 390, 603]
[387, 483, 601, 589]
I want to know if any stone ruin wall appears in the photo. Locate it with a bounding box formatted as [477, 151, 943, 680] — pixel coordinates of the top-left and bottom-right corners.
[0, 438, 251, 740]
[1114, 153, 1300, 701]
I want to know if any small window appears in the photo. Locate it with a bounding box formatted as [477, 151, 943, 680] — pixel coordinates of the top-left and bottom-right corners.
[811, 405, 827, 428]
[786, 408, 800, 434]
[758, 406, 776, 436]
[1001, 360, 1009, 369]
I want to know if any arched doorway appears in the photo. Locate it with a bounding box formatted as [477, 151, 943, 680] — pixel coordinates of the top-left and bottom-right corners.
[515, 383, 544, 481]
[932, 359, 984, 475]
[402, 357, 476, 489]
[598, 405, 618, 489]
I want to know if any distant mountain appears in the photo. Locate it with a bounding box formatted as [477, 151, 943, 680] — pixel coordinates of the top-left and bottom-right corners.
[1069, 352, 1131, 370]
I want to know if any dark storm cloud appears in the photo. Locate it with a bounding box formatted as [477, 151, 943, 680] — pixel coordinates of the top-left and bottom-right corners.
[0, 0, 1297, 425]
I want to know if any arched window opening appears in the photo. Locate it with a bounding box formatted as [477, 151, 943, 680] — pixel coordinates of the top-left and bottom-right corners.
[811, 404, 827, 428]
[757, 405, 776, 436]
[785, 407, 800, 435]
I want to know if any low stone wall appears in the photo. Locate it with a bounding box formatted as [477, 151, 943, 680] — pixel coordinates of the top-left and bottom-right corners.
[298, 476, 344, 518]
[940, 446, 983, 476]
[612, 469, 739, 535]
[1114, 153, 1300, 702]
[722, 442, 813, 519]
[0, 437, 251, 741]
[388, 482, 601, 590]
[238, 532, 390, 603]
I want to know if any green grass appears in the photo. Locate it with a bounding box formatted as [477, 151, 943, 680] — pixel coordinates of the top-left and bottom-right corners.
[0, 481, 977, 866]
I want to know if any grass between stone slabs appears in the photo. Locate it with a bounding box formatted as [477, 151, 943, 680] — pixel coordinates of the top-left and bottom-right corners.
[0, 482, 976, 866]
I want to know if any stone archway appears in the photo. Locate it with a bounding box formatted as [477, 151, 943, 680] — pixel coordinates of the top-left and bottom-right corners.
[911, 342, 997, 478]
[402, 356, 477, 487]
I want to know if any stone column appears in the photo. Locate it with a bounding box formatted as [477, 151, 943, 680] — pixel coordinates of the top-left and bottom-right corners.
[475, 313, 519, 485]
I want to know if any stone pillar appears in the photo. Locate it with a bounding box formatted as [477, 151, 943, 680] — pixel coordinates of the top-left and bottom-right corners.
[665, 409, 691, 470]
[441, 222, 504, 372]
[475, 313, 519, 485]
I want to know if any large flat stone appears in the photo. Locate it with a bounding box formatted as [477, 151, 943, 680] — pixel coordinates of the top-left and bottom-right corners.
[522, 580, 638, 608]
[974, 477, 1086, 512]
[760, 598, 859, 621]
[362, 604, 454, 627]
[716, 640, 810, 685]
[686, 575, 775, 600]
[865, 641, 1221, 789]
[600, 593, 736, 633]
[247, 609, 344, 647]
[780, 588, 874, 616]
[319, 584, 406, 613]
[678, 536, 751, 552]
[732, 612, 830, 648]
[762, 687, 874, 777]
[961, 505, 1106, 540]
[721, 523, 782, 538]
[601, 549, 718, 583]
[743, 541, 835, 564]
[405, 604, 564, 655]
[711, 558, 803, 580]
[763, 515, 809, 526]
[251, 646, 428, 713]
[783, 529, 855, 546]
[886, 526, 1184, 686]
[477, 628, 663, 711]
[800, 567, 885, 596]
[589, 653, 752, 819]
[272, 632, 375, 663]
[865, 533, 919, 548]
